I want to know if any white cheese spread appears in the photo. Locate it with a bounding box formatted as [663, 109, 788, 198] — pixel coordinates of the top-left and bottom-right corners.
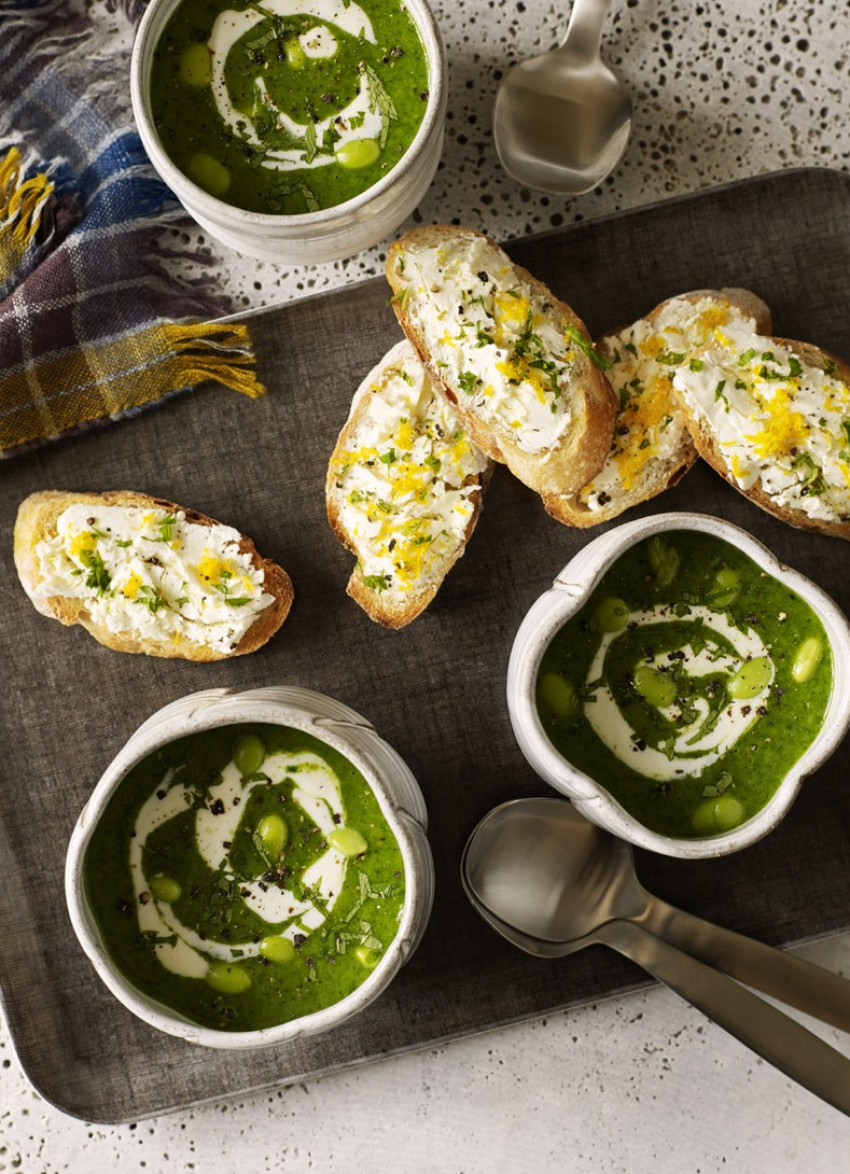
[580, 296, 760, 510]
[34, 503, 274, 655]
[673, 326, 850, 522]
[396, 235, 596, 454]
[331, 340, 489, 599]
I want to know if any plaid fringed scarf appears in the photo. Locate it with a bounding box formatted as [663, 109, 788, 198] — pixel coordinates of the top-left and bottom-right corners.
[0, 0, 266, 457]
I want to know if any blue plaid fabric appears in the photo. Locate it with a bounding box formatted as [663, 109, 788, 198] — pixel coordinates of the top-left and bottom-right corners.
[0, 0, 263, 455]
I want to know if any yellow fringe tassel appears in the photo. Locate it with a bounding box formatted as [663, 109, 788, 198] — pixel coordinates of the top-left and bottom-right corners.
[0, 145, 55, 287]
[0, 319, 267, 452]
[161, 322, 267, 398]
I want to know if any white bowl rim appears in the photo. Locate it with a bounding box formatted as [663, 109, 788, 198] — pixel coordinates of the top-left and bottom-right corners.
[507, 511, 850, 859]
[65, 686, 431, 1049]
[130, 0, 447, 228]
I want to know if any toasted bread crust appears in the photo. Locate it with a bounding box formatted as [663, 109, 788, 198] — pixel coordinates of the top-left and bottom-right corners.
[545, 288, 773, 528]
[14, 490, 293, 659]
[386, 225, 618, 500]
[676, 338, 850, 541]
[326, 340, 492, 628]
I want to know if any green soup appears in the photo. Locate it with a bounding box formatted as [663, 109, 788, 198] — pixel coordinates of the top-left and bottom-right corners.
[149, 0, 430, 214]
[84, 723, 405, 1032]
[536, 531, 834, 839]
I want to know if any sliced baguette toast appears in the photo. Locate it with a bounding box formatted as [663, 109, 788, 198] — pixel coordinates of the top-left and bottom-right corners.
[544, 288, 773, 527]
[14, 490, 293, 659]
[672, 331, 850, 539]
[327, 339, 492, 628]
[386, 225, 617, 500]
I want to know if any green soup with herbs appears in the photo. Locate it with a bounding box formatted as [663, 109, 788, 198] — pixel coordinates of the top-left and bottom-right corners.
[84, 723, 405, 1032]
[149, 0, 430, 214]
[536, 531, 834, 839]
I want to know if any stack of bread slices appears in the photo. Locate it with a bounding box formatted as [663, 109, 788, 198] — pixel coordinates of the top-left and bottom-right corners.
[328, 225, 850, 627]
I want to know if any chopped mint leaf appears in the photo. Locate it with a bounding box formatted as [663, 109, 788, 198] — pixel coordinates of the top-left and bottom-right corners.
[135, 585, 167, 614]
[79, 549, 111, 596]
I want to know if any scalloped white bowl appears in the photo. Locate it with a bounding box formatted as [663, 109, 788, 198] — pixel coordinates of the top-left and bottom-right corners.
[130, 0, 447, 264]
[66, 686, 433, 1048]
[507, 512, 850, 859]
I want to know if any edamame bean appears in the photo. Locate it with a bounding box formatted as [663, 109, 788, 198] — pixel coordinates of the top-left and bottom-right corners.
[354, 946, 381, 969]
[692, 794, 745, 834]
[709, 566, 740, 608]
[234, 733, 265, 776]
[257, 813, 288, 861]
[259, 935, 296, 964]
[285, 37, 307, 68]
[149, 875, 181, 904]
[336, 138, 381, 170]
[329, 827, 368, 857]
[647, 536, 680, 589]
[205, 961, 251, 994]
[179, 42, 212, 86]
[537, 672, 579, 719]
[727, 656, 772, 699]
[714, 795, 745, 829]
[633, 665, 676, 707]
[594, 595, 630, 633]
[188, 152, 230, 196]
[791, 636, 824, 683]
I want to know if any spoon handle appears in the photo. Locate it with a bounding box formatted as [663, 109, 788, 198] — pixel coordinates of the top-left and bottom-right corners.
[637, 897, 850, 1033]
[597, 919, 850, 1117]
[560, 0, 612, 59]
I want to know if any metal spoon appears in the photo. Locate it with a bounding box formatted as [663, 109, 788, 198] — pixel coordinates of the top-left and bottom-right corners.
[461, 797, 850, 1115]
[492, 0, 632, 195]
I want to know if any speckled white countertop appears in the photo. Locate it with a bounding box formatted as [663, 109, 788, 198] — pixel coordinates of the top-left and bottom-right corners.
[3, 0, 850, 1168]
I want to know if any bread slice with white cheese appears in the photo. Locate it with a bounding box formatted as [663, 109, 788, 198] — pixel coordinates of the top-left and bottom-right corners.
[327, 339, 492, 628]
[545, 288, 773, 526]
[14, 490, 293, 659]
[672, 331, 850, 540]
[386, 225, 617, 501]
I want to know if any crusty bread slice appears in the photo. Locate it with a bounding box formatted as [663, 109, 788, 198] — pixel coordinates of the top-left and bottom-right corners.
[327, 339, 492, 628]
[386, 225, 617, 500]
[14, 489, 293, 659]
[672, 332, 850, 540]
[544, 288, 773, 527]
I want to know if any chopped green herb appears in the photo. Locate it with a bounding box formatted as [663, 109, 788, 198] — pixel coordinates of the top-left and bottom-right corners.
[135, 585, 166, 614]
[564, 323, 612, 370]
[792, 451, 825, 495]
[154, 514, 177, 543]
[80, 550, 111, 596]
[362, 64, 397, 148]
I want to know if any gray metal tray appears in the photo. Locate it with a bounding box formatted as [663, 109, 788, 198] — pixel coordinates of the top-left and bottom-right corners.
[2, 168, 850, 1124]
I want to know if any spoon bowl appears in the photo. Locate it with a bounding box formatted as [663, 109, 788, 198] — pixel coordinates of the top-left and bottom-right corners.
[461, 797, 638, 949]
[493, 0, 632, 195]
[461, 796, 850, 1113]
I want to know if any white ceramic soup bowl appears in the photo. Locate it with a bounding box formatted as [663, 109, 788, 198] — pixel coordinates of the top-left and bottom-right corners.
[507, 512, 850, 859]
[131, 0, 447, 264]
[65, 686, 434, 1048]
